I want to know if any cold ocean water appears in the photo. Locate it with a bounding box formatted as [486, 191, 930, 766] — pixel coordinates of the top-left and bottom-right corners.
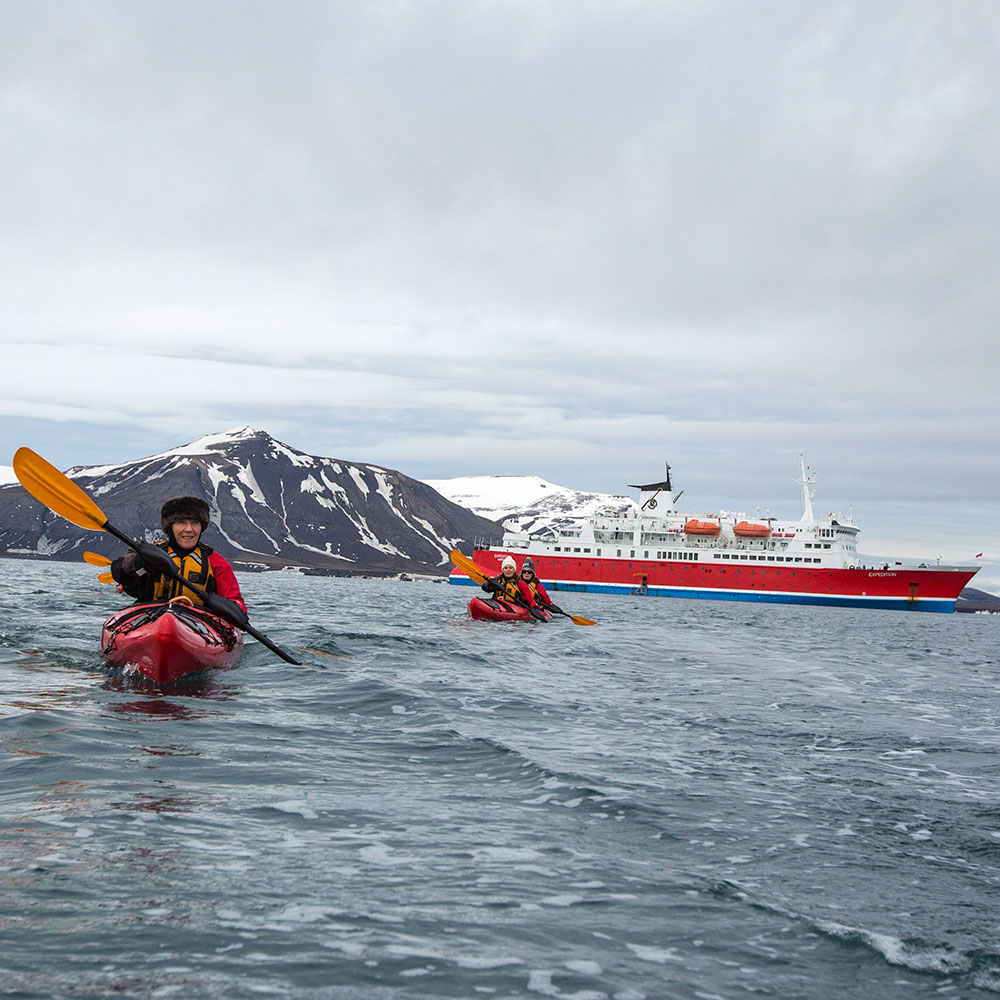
[1, 559, 999, 1000]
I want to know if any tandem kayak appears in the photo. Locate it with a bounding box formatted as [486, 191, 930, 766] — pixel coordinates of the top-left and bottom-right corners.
[100, 599, 244, 683]
[468, 597, 553, 622]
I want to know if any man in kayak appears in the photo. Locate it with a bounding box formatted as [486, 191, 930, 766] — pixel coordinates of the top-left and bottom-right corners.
[110, 496, 248, 624]
[483, 555, 540, 610]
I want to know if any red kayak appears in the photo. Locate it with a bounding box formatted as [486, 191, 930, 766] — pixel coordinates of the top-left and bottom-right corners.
[468, 597, 553, 622]
[101, 599, 244, 683]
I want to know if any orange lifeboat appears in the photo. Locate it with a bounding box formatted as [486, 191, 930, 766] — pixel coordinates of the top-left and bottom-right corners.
[684, 519, 721, 536]
[734, 521, 771, 539]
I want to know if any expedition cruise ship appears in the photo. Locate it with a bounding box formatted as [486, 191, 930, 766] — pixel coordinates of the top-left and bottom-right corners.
[449, 459, 978, 612]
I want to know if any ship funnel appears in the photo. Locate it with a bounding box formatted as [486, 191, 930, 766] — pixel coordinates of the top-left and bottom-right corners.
[631, 463, 674, 513]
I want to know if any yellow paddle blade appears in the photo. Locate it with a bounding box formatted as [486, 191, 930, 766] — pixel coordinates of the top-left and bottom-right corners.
[12, 447, 108, 531]
[98, 571, 114, 584]
[83, 550, 112, 567]
[450, 548, 490, 585]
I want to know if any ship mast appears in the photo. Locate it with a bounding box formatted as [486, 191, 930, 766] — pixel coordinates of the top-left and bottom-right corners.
[797, 455, 816, 523]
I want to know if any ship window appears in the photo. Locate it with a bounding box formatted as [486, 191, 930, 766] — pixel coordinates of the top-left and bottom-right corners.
[596, 549, 601, 556]
[616, 549, 622, 557]
[584, 548, 591, 553]
[643, 551, 649, 558]
[805, 543, 812, 549]
[630, 550, 635, 558]
[824, 544, 831, 549]
[767, 556, 775, 561]
[574, 547, 581, 552]
[555, 546, 561, 551]
[794, 557, 802, 562]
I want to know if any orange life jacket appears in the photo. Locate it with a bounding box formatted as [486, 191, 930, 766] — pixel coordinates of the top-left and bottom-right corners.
[150, 540, 216, 606]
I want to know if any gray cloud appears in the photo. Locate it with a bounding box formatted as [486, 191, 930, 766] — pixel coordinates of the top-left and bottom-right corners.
[1, 0, 998, 572]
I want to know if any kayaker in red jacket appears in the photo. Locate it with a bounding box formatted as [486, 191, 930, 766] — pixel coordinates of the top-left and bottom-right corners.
[519, 557, 552, 607]
[111, 496, 248, 623]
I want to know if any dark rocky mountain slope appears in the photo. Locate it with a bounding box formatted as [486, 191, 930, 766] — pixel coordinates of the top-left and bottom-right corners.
[0, 428, 501, 575]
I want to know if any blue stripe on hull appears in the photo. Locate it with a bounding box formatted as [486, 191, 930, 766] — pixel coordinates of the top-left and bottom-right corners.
[447, 575, 955, 613]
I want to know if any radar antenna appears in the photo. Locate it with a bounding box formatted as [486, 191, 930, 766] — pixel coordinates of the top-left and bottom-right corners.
[796, 455, 816, 523]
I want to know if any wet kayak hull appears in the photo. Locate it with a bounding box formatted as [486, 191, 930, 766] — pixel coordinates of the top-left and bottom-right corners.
[101, 601, 244, 683]
[468, 597, 552, 622]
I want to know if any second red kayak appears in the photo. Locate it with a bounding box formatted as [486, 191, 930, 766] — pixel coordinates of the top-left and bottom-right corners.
[101, 599, 244, 684]
[468, 597, 553, 622]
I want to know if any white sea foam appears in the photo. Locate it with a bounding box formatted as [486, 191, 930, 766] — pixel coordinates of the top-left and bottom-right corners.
[813, 919, 970, 974]
[565, 959, 602, 975]
[625, 943, 683, 964]
[271, 800, 318, 819]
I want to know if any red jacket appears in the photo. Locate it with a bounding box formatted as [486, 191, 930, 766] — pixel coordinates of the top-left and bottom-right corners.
[209, 552, 247, 613]
[524, 577, 551, 606]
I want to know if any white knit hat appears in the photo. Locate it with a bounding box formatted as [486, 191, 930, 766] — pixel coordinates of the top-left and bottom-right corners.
[501, 556, 516, 571]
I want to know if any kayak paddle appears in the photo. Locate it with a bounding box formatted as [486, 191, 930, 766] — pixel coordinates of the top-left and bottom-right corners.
[538, 602, 596, 627]
[13, 447, 304, 665]
[450, 549, 595, 625]
[83, 550, 112, 567]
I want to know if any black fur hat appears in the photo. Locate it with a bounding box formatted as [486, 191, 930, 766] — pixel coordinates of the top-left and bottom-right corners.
[160, 496, 211, 532]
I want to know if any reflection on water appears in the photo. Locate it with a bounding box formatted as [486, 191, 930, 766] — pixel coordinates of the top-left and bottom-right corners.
[102, 674, 238, 723]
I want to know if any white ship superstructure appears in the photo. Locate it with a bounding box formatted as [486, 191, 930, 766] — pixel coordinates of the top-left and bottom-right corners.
[498, 457, 859, 571]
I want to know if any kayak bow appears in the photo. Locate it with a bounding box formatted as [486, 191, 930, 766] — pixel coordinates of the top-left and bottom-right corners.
[101, 599, 243, 683]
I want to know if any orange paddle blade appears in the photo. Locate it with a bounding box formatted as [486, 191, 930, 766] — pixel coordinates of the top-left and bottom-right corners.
[97, 571, 114, 584]
[12, 448, 108, 531]
[449, 549, 491, 585]
[83, 550, 112, 567]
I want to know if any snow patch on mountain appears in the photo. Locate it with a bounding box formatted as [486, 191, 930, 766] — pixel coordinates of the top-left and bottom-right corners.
[0, 465, 15, 486]
[424, 475, 638, 535]
[159, 426, 261, 458]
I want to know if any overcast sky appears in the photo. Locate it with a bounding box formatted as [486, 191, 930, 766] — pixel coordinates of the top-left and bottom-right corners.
[1, 1, 997, 578]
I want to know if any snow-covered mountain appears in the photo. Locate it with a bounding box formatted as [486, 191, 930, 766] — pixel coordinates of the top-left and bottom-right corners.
[0, 428, 502, 574]
[423, 474, 638, 535]
[0, 465, 15, 486]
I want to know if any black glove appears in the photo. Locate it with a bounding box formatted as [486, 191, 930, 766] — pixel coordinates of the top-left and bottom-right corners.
[545, 603, 562, 614]
[528, 605, 548, 622]
[135, 542, 179, 578]
[202, 593, 249, 629]
[482, 578, 500, 593]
